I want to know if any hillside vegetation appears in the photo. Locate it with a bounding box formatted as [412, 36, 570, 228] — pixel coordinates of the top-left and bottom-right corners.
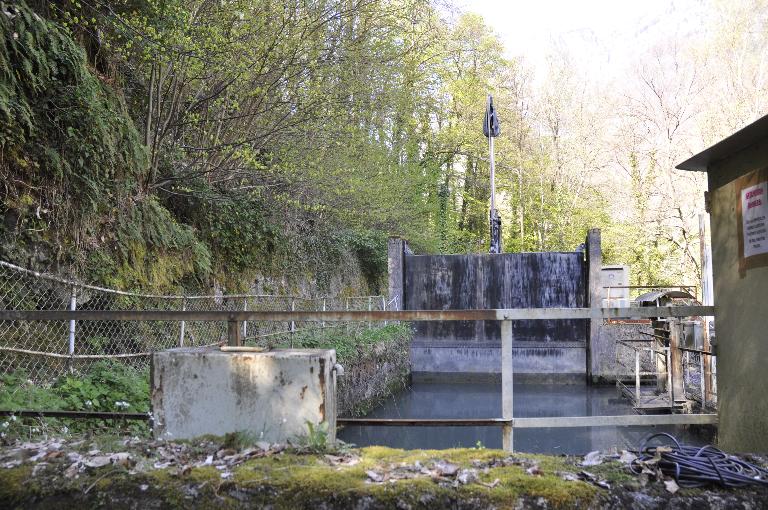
[2, 0, 768, 292]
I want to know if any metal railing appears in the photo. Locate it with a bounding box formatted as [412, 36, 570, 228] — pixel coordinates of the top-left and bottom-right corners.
[0, 306, 717, 451]
[0, 260, 385, 380]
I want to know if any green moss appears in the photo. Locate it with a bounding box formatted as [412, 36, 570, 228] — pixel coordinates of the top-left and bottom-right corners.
[0, 446, 605, 509]
[0, 465, 37, 504]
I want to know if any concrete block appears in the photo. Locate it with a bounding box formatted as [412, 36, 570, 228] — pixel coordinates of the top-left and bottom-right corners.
[151, 347, 336, 443]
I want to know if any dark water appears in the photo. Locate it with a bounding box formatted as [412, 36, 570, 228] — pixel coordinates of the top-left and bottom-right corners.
[338, 379, 715, 454]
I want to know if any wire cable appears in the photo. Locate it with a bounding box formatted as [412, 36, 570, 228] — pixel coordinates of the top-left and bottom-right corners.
[629, 432, 768, 488]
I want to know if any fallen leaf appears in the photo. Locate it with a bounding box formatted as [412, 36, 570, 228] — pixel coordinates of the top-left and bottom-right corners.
[64, 462, 80, 479]
[557, 471, 579, 482]
[84, 456, 112, 468]
[457, 469, 478, 484]
[480, 478, 500, 489]
[582, 450, 604, 466]
[664, 479, 680, 494]
[366, 470, 384, 483]
[619, 450, 637, 464]
[526, 465, 542, 476]
[433, 460, 459, 476]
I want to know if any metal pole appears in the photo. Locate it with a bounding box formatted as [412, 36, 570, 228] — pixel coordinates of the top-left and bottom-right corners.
[490, 135, 496, 212]
[382, 295, 387, 326]
[179, 298, 186, 347]
[368, 296, 372, 329]
[290, 298, 295, 348]
[68, 286, 76, 358]
[501, 320, 513, 451]
[635, 350, 640, 402]
[242, 298, 248, 338]
[700, 353, 707, 408]
[322, 298, 326, 329]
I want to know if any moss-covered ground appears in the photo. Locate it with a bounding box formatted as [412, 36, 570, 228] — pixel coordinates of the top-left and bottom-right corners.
[2, 438, 767, 509]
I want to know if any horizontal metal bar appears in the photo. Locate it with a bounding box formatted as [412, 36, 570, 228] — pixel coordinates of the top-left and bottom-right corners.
[338, 418, 509, 427]
[4, 411, 717, 428]
[512, 414, 717, 428]
[0, 410, 150, 421]
[337, 414, 717, 428]
[338, 418, 491, 427]
[0, 306, 715, 322]
[677, 346, 714, 355]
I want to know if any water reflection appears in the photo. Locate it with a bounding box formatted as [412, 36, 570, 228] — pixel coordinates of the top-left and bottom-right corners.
[338, 379, 715, 454]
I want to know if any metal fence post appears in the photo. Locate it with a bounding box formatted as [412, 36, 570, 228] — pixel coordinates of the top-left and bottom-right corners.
[179, 298, 186, 347]
[700, 353, 707, 408]
[322, 298, 326, 329]
[635, 350, 640, 402]
[242, 298, 248, 339]
[382, 296, 387, 326]
[68, 286, 76, 361]
[501, 320, 514, 452]
[368, 296, 372, 329]
[290, 298, 295, 348]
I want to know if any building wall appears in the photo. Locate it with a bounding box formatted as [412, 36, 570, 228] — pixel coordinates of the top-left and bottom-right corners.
[709, 152, 768, 452]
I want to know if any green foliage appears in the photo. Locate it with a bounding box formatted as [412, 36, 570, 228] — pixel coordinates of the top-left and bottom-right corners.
[296, 420, 330, 452]
[0, 361, 149, 438]
[284, 324, 411, 363]
[0, 1, 147, 205]
[53, 361, 149, 414]
[339, 230, 388, 293]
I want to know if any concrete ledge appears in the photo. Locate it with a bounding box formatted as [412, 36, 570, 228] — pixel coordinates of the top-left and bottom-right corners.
[411, 372, 586, 384]
[410, 345, 586, 376]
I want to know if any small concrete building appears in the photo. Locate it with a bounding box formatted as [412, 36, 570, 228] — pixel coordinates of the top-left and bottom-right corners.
[677, 114, 768, 452]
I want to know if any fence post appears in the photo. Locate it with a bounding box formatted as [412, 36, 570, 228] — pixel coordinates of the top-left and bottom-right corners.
[382, 295, 387, 326]
[501, 320, 514, 452]
[290, 298, 295, 348]
[242, 298, 248, 338]
[68, 286, 76, 366]
[699, 353, 707, 409]
[668, 318, 685, 404]
[322, 298, 326, 329]
[227, 319, 242, 347]
[368, 296, 372, 329]
[179, 298, 186, 347]
[635, 350, 640, 402]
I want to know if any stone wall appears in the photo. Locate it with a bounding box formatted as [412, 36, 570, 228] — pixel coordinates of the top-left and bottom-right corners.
[336, 330, 411, 416]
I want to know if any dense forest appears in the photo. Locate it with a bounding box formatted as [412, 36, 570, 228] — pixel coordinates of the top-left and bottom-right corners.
[1, 0, 767, 295]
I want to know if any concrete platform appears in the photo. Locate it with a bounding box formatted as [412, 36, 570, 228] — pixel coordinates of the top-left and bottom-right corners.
[151, 347, 336, 443]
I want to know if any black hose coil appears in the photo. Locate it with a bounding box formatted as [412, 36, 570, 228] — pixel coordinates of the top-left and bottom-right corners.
[629, 432, 768, 488]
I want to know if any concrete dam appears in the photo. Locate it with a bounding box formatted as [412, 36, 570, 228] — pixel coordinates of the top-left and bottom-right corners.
[388, 230, 603, 382]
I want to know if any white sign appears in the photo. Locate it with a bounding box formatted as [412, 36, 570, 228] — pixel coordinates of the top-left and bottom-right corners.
[741, 180, 768, 258]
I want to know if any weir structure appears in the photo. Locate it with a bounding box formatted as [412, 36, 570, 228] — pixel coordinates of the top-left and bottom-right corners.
[387, 230, 606, 382]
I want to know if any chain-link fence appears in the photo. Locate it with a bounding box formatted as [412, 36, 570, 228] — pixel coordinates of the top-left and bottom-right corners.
[0, 261, 388, 381]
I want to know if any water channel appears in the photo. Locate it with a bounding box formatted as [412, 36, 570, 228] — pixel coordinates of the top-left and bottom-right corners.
[339, 378, 715, 454]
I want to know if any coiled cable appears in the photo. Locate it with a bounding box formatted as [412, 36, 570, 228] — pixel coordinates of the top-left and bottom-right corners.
[629, 432, 768, 488]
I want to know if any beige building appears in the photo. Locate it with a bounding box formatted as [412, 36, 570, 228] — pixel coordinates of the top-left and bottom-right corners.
[678, 114, 768, 452]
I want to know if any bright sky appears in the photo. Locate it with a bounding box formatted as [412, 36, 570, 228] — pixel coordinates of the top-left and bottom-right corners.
[455, 0, 708, 80]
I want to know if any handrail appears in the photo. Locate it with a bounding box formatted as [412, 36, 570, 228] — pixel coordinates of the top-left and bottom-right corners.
[0, 306, 715, 322]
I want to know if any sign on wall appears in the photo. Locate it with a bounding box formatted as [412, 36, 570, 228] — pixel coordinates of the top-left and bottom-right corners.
[737, 167, 768, 273]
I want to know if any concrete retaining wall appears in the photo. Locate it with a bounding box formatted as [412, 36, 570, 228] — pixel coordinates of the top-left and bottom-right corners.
[337, 334, 411, 416]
